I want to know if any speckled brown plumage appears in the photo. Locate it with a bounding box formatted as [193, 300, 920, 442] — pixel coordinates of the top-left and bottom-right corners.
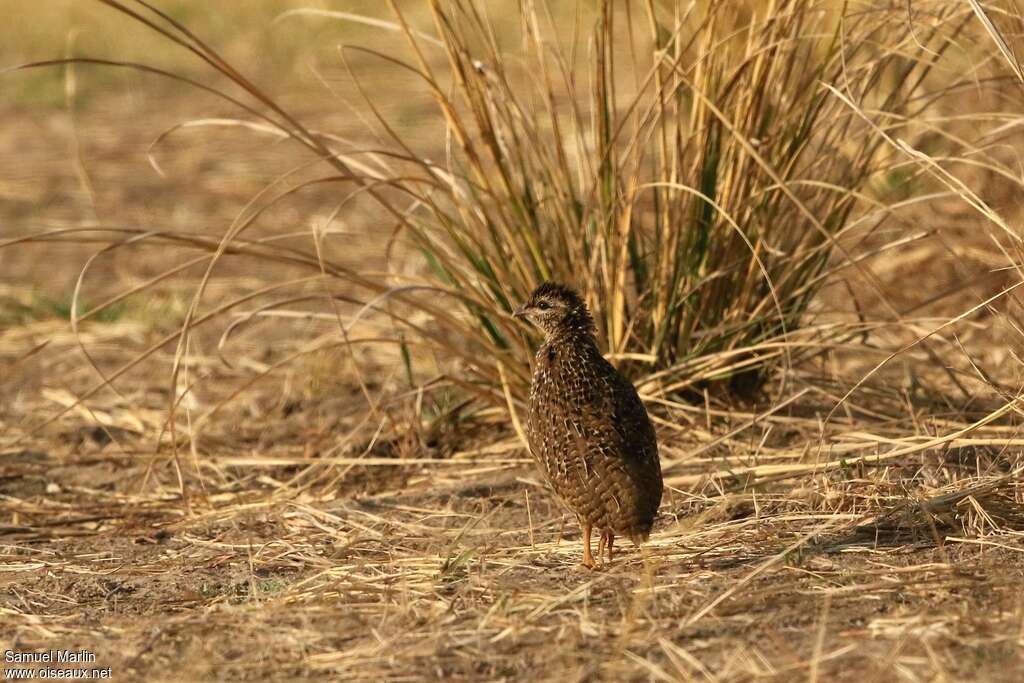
[514, 282, 662, 568]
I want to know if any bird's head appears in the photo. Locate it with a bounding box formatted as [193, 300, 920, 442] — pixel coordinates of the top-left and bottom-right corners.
[513, 282, 595, 339]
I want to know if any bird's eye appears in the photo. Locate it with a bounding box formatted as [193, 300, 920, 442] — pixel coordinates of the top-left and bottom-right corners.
[537, 301, 550, 310]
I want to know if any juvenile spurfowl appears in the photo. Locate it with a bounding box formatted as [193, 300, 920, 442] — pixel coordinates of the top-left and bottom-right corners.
[514, 282, 662, 568]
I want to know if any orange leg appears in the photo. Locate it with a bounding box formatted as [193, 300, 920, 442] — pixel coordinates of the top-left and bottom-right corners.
[595, 529, 615, 564]
[581, 522, 595, 569]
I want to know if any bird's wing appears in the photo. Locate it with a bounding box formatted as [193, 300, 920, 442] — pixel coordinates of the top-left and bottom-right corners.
[575, 361, 658, 467]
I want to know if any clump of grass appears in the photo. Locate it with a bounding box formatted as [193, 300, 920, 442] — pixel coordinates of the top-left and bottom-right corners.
[325, 0, 957, 400]
[0, 1, 983, 424]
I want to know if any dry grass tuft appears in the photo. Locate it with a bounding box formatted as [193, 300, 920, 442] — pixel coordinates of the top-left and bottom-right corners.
[6, 0, 989, 415]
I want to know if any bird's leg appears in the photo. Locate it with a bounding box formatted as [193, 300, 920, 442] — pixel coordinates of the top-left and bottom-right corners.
[594, 529, 614, 565]
[581, 522, 595, 569]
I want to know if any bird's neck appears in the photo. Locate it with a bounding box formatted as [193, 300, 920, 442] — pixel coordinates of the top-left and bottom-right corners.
[541, 324, 599, 353]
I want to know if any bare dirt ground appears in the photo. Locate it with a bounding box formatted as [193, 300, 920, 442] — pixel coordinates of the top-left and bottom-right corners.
[4, 3, 1024, 682]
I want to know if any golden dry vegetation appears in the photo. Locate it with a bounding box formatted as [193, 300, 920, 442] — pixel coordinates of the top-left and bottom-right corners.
[4, 1, 1024, 681]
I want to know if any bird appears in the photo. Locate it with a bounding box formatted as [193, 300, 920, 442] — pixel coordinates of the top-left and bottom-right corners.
[513, 282, 662, 568]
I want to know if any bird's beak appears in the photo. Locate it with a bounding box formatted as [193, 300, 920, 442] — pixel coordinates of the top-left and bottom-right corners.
[512, 305, 527, 320]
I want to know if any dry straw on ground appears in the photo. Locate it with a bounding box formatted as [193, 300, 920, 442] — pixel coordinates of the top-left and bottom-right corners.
[4, 1, 1024, 680]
